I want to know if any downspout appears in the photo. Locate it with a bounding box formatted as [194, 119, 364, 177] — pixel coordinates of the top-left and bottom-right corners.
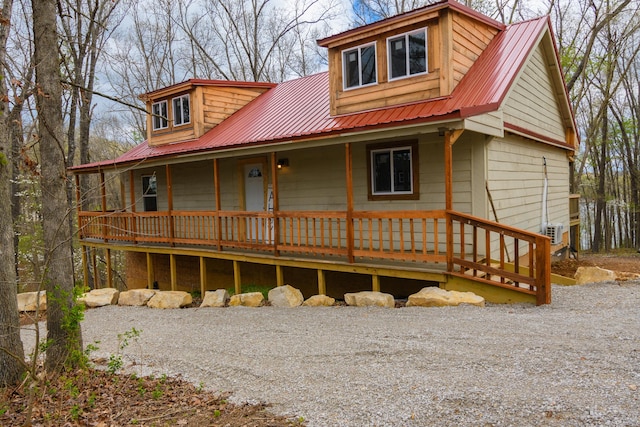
[541, 156, 548, 233]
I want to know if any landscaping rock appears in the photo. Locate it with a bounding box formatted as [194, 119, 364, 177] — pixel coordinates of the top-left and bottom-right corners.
[574, 266, 616, 285]
[118, 289, 156, 306]
[79, 288, 120, 308]
[406, 287, 485, 307]
[17, 291, 47, 312]
[268, 285, 303, 307]
[201, 289, 230, 307]
[302, 295, 336, 307]
[228, 292, 264, 307]
[147, 291, 192, 309]
[344, 291, 394, 308]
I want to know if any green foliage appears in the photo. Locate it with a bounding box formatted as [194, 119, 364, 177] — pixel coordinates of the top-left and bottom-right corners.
[213, 409, 221, 417]
[107, 328, 142, 374]
[227, 284, 273, 299]
[0, 152, 7, 167]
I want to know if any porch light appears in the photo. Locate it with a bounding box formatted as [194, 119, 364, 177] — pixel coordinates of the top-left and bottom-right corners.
[277, 158, 289, 169]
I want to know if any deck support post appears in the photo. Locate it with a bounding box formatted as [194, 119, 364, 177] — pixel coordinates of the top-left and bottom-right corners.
[170, 254, 177, 291]
[146, 252, 154, 289]
[105, 248, 113, 288]
[345, 143, 354, 263]
[91, 248, 99, 288]
[233, 260, 241, 295]
[81, 244, 89, 289]
[166, 165, 175, 247]
[276, 264, 284, 286]
[317, 269, 326, 295]
[199, 257, 207, 296]
[372, 274, 380, 292]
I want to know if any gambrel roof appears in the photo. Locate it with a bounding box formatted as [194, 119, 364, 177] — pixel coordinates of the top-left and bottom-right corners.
[71, 15, 576, 173]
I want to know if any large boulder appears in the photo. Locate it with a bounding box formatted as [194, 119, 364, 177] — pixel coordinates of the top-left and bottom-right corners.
[268, 285, 303, 307]
[200, 289, 230, 308]
[79, 288, 120, 308]
[147, 291, 192, 309]
[344, 291, 395, 308]
[302, 295, 335, 307]
[118, 289, 156, 306]
[574, 266, 616, 285]
[406, 287, 485, 307]
[17, 291, 47, 312]
[228, 292, 264, 307]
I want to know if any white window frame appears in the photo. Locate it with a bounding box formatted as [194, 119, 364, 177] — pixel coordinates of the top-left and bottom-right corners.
[370, 145, 414, 195]
[342, 42, 378, 90]
[387, 28, 428, 81]
[172, 94, 191, 127]
[151, 100, 168, 130]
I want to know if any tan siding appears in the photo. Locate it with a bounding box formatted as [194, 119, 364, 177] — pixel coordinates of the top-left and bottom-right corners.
[486, 135, 569, 236]
[503, 44, 566, 142]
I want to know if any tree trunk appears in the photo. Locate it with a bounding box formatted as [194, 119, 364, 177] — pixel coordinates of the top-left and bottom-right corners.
[0, 0, 26, 387]
[32, 0, 82, 372]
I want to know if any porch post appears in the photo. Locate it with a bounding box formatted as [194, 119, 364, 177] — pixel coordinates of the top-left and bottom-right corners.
[213, 159, 222, 250]
[345, 143, 354, 263]
[444, 130, 464, 211]
[317, 269, 326, 295]
[270, 152, 280, 256]
[170, 254, 177, 291]
[129, 170, 138, 244]
[100, 170, 108, 242]
[233, 260, 241, 295]
[166, 164, 175, 246]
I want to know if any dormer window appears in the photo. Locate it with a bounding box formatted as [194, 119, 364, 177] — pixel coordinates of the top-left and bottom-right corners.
[388, 28, 427, 80]
[343, 42, 377, 90]
[172, 94, 190, 126]
[152, 100, 168, 130]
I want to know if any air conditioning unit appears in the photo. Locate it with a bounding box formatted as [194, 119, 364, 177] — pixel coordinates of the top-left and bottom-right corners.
[544, 224, 564, 245]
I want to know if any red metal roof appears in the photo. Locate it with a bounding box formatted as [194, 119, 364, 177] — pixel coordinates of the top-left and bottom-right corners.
[71, 16, 560, 173]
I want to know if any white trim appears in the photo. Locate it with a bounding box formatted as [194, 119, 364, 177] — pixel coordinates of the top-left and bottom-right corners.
[342, 42, 378, 90]
[387, 27, 428, 82]
[172, 94, 191, 127]
[151, 100, 168, 130]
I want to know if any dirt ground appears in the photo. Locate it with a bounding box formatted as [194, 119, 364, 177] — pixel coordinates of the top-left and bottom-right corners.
[551, 252, 640, 278]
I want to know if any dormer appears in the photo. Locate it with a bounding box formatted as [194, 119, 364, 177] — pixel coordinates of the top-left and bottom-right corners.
[140, 79, 275, 146]
[317, 0, 503, 116]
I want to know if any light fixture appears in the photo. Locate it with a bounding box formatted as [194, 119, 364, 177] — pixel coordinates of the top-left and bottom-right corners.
[277, 158, 289, 169]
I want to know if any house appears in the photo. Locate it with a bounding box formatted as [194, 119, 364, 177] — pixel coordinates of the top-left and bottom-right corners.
[69, 0, 579, 305]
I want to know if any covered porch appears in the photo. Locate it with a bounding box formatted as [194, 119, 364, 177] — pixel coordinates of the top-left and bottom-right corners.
[74, 134, 551, 305]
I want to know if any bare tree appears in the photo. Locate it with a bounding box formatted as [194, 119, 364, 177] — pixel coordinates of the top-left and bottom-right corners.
[0, 0, 26, 386]
[32, 0, 82, 371]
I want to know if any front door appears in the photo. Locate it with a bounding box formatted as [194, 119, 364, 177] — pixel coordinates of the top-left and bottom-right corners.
[243, 162, 265, 241]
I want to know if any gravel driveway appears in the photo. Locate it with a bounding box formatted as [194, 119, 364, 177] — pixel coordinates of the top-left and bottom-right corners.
[29, 281, 640, 426]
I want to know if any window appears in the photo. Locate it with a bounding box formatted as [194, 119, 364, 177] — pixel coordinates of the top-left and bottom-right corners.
[172, 94, 190, 126]
[152, 101, 168, 130]
[343, 43, 377, 89]
[388, 28, 427, 80]
[142, 175, 157, 211]
[367, 142, 419, 200]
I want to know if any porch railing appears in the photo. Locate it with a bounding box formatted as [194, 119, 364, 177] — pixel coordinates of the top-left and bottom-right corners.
[78, 208, 550, 304]
[447, 211, 551, 305]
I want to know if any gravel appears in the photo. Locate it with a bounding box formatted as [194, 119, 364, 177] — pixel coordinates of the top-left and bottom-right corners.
[25, 281, 640, 426]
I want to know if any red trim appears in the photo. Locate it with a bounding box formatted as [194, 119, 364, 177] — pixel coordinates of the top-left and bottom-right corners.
[504, 122, 575, 150]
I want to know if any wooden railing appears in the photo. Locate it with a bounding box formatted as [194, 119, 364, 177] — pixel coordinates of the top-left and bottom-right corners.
[446, 211, 551, 305]
[78, 209, 551, 304]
